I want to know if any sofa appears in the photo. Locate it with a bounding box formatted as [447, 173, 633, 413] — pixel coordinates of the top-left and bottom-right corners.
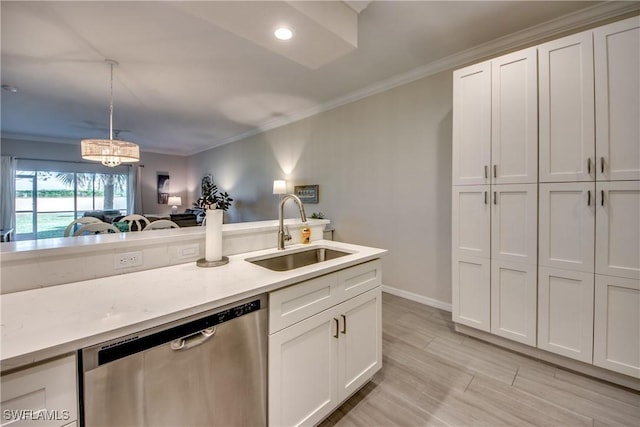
[82, 210, 122, 223]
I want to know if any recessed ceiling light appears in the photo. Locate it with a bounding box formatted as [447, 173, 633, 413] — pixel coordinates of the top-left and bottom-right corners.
[274, 27, 293, 41]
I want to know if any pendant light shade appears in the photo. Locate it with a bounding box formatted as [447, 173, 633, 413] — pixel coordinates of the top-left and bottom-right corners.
[81, 59, 140, 167]
[81, 139, 140, 167]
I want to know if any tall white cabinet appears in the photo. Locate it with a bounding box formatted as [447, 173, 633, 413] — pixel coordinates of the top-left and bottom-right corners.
[453, 15, 640, 379]
[452, 46, 538, 346]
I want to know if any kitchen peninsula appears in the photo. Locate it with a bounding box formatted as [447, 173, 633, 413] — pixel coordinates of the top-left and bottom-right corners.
[0, 219, 387, 426]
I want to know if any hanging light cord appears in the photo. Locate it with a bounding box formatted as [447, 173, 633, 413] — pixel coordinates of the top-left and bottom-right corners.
[108, 60, 115, 141]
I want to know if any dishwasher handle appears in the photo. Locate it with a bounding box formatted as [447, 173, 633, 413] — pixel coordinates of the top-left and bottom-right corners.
[170, 327, 216, 351]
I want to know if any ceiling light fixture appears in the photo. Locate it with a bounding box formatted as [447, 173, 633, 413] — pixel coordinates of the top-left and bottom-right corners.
[81, 59, 139, 168]
[274, 27, 293, 41]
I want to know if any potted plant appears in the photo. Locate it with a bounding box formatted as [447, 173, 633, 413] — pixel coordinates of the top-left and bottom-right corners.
[194, 174, 233, 214]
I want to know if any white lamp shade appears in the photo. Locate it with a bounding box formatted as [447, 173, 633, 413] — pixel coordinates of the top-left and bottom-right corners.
[273, 180, 287, 195]
[167, 196, 182, 206]
[81, 139, 140, 167]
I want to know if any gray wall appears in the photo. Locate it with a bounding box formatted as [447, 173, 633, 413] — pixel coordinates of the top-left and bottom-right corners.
[188, 70, 453, 305]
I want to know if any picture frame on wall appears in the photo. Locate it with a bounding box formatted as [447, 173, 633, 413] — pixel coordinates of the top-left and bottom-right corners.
[157, 173, 170, 204]
[294, 185, 319, 204]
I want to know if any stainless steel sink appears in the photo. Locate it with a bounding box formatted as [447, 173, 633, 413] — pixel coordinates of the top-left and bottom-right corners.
[246, 246, 351, 271]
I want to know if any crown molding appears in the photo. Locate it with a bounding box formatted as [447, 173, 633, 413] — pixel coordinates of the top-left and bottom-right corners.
[189, 1, 639, 156]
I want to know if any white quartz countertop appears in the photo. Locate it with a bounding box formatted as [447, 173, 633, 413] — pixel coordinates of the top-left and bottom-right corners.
[0, 240, 386, 370]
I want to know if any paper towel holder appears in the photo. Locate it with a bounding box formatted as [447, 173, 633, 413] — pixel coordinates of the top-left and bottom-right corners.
[196, 256, 229, 267]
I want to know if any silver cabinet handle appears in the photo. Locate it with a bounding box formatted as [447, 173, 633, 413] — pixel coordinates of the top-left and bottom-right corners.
[493, 165, 497, 178]
[334, 318, 339, 338]
[170, 327, 216, 351]
[484, 165, 488, 179]
[601, 157, 605, 174]
[493, 191, 497, 205]
[341, 314, 347, 334]
[484, 191, 488, 205]
[587, 158, 592, 175]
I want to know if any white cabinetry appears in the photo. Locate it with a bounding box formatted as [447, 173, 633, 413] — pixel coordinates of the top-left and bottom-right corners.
[538, 267, 595, 363]
[452, 255, 490, 332]
[491, 47, 538, 185]
[491, 184, 537, 265]
[452, 62, 491, 186]
[595, 181, 640, 280]
[539, 31, 595, 182]
[453, 15, 640, 379]
[594, 275, 640, 377]
[452, 46, 538, 344]
[0, 354, 78, 427]
[539, 183, 595, 272]
[268, 260, 382, 427]
[595, 16, 640, 181]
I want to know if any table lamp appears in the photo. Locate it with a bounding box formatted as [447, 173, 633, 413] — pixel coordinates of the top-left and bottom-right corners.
[168, 196, 182, 214]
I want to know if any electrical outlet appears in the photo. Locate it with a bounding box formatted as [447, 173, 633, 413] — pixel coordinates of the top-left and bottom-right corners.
[114, 251, 143, 269]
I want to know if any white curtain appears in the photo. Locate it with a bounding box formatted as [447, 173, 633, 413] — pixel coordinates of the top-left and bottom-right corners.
[0, 156, 17, 231]
[128, 164, 143, 214]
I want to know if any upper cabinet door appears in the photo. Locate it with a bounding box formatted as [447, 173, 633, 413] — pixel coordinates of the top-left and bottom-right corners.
[452, 61, 492, 186]
[595, 16, 640, 181]
[491, 47, 538, 184]
[539, 31, 595, 183]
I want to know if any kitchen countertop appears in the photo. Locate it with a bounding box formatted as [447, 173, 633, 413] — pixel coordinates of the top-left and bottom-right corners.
[0, 240, 386, 370]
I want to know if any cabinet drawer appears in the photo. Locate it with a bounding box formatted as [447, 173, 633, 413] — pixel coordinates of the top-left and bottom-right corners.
[1, 354, 77, 427]
[269, 273, 339, 333]
[338, 260, 382, 300]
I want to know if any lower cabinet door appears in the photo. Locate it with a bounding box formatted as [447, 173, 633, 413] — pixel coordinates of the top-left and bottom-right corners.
[594, 275, 640, 378]
[491, 260, 537, 346]
[0, 354, 78, 427]
[268, 308, 339, 427]
[337, 288, 382, 401]
[452, 255, 491, 332]
[538, 266, 594, 363]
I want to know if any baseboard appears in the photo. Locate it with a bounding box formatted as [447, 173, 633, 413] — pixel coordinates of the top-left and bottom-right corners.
[381, 285, 452, 312]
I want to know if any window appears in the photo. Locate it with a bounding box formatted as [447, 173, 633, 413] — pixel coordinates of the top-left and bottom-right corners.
[15, 163, 129, 240]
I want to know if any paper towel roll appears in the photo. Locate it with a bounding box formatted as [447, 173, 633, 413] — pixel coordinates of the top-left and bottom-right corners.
[205, 208, 223, 262]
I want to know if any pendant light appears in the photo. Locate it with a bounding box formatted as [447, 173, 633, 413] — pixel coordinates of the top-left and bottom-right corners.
[81, 59, 140, 167]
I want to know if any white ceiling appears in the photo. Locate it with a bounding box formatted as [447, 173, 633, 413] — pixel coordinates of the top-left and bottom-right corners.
[1, 1, 637, 156]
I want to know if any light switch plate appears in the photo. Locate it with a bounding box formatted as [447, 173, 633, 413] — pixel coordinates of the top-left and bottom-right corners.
[177, 244, 199, 259]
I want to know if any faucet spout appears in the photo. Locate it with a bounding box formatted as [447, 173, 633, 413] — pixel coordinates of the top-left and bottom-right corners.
[278, 194, 307, 250]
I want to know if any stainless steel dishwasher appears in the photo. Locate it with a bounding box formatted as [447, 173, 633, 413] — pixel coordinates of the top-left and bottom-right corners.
[81, 294, 267, 427]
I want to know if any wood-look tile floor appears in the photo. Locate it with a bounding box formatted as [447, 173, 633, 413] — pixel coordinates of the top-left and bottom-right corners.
[319, 293, 640, 427]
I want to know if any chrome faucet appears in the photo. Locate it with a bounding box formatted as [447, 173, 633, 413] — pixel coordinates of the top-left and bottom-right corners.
[278, 194, 307, 250]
